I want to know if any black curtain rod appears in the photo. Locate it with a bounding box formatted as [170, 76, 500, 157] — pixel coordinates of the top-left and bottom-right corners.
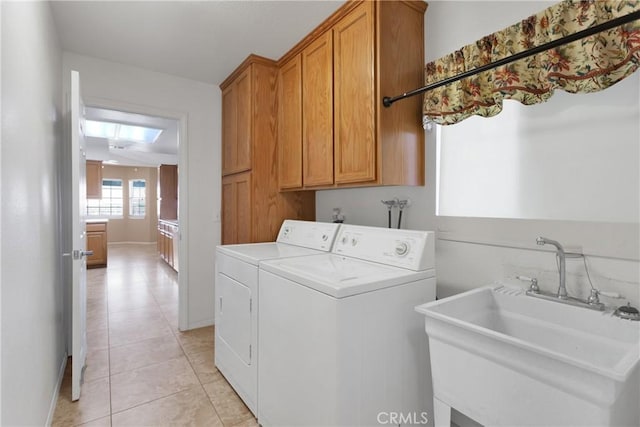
[382, 9, 640, 108]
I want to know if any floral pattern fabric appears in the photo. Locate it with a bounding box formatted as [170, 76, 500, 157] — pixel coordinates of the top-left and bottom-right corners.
[423, 0, 640, 125]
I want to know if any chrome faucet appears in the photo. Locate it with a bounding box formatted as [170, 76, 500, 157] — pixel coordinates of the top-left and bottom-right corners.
[536, 237, 567, 299]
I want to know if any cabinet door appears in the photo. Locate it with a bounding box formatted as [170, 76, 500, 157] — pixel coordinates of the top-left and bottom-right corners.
[221, 172, 252, 245]
[278, 55, 303, 190]
[159, 164, 178, 219]
[302, 31, 334, 187]
[86, 160, 102, 199]
[333, 2, 376, 184]
[87, 231, 107, 267]
[222, 84, 237, 176]
[222, 68, 252, 176]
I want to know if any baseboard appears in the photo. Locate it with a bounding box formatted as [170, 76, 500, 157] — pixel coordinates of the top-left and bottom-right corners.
[184, 317, 214, 331]
[46, 353, 68, 426]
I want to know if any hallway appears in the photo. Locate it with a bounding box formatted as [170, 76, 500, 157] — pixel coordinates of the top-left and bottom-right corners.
[53, 244, 256, 426]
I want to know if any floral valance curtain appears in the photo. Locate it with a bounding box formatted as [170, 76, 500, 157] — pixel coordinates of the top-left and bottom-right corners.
[423, 0, 640, 125]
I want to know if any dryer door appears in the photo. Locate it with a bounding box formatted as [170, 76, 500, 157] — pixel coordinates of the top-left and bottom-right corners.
[218, 273, 253, 364]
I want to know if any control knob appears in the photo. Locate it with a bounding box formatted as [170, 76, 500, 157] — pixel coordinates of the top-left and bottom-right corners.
[395, 241, 409, 256]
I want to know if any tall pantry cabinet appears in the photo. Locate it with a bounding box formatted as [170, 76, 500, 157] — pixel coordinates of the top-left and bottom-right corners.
[220, 55, 315, 245]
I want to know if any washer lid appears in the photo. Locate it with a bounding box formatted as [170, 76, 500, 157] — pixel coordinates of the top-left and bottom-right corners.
[260, 254, 435, 298]
[216, 242, 323, 266]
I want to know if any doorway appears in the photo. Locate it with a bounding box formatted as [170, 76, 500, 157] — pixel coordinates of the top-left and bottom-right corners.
[80, 99, 189, 335]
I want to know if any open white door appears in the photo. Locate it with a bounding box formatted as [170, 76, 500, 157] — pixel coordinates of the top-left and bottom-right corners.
[70, 70, 89, 401]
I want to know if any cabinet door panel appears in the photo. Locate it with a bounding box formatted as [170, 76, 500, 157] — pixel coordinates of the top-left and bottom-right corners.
[87, 230, 107, 267]
[278, 55, 303, 190]
[333, 2, 376, 184]
[222, 85, 237, 176]
[221, 177, 237, 244]
[302, 31, 334, 187]
[236, 68, 252, 173]
[86, 160, 102, 199]
[235, 172, 252, 244]
[222, 172, 252, 245]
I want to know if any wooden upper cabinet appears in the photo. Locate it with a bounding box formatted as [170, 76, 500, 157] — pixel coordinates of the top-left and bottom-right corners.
[276, 0, 427, 190]
[278, 55, 303, 190]
[159, 164, 178, 220]
[86, 160, 102, 199]
[378, 0, 427, 186]
[333, 1, 376, 184]
[222, 68, 252, 176]
[302, 31, 334, 187]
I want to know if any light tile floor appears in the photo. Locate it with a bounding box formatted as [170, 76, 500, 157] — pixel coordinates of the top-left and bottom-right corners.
[53, 244, 256, 427]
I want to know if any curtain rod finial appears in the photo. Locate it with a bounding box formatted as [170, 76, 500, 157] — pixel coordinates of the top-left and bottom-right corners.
[382, 96, 393, 108]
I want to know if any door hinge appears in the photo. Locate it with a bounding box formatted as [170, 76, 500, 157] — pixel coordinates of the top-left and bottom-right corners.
[249, 298, 252, 313]
[249, 345, 252, 360]
[219, 297, 223, 312]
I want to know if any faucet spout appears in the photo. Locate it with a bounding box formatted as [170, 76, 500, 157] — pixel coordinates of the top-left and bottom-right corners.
[536, 236, 567, 299]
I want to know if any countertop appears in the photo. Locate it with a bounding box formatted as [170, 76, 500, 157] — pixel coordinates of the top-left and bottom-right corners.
[86, 218, 109, 224]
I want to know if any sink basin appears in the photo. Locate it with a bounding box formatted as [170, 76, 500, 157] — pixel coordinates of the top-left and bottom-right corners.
[415, 285, 640, 426]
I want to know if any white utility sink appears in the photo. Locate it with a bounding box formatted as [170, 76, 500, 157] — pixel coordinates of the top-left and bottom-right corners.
[415, 285, 640, 427]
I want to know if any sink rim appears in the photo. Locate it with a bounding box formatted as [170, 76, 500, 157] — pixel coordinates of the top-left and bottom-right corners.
[416, 285, 640, 382]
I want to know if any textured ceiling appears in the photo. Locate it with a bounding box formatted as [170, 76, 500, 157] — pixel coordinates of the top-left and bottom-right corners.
[51, 0, 344, 86]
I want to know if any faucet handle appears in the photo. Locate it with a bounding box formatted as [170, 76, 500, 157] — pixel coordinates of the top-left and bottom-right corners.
[517, 275, 540, 293]
[587, 289, 601, 305]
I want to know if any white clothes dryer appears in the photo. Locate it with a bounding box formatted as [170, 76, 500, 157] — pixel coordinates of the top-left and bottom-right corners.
[258, 224, 436, 427]
[215, 220, 341, 415]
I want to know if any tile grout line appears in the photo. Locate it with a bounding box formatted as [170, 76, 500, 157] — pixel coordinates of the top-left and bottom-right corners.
[108, 385, 202, 418]
[105, 269, 113, 427]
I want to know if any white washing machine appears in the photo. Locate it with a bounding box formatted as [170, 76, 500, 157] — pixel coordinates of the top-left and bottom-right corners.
[215, 220, 341, 415]
[258, 224, 436, 427]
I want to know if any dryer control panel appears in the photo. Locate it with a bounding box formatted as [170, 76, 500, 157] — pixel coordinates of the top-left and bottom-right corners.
[276, 220, 341, 251]
[332, 225, 435, 271]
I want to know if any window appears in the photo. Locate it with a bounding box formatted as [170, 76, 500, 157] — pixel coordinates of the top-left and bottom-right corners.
[129, 179, 146, 218]
[85, 120, 163, 144]
[87, 179, 123, 217]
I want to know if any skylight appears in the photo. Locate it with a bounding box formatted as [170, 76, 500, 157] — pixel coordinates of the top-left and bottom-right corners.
[85, 120, 163, 144]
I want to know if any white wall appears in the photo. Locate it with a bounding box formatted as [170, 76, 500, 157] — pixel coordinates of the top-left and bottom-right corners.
[63, 52, 220, 329]
[316, 1, 640, 306]
[1, 1, 65, 425]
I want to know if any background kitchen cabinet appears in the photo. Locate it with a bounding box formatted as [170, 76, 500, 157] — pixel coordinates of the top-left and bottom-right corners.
[159, 164, 178, 220]
[86, 160, 102, 199]
[86, 221, 107, 268]
[277, 0, 427, 190]
[157, 219, 179, 271]
[221, 55, 315, 245]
